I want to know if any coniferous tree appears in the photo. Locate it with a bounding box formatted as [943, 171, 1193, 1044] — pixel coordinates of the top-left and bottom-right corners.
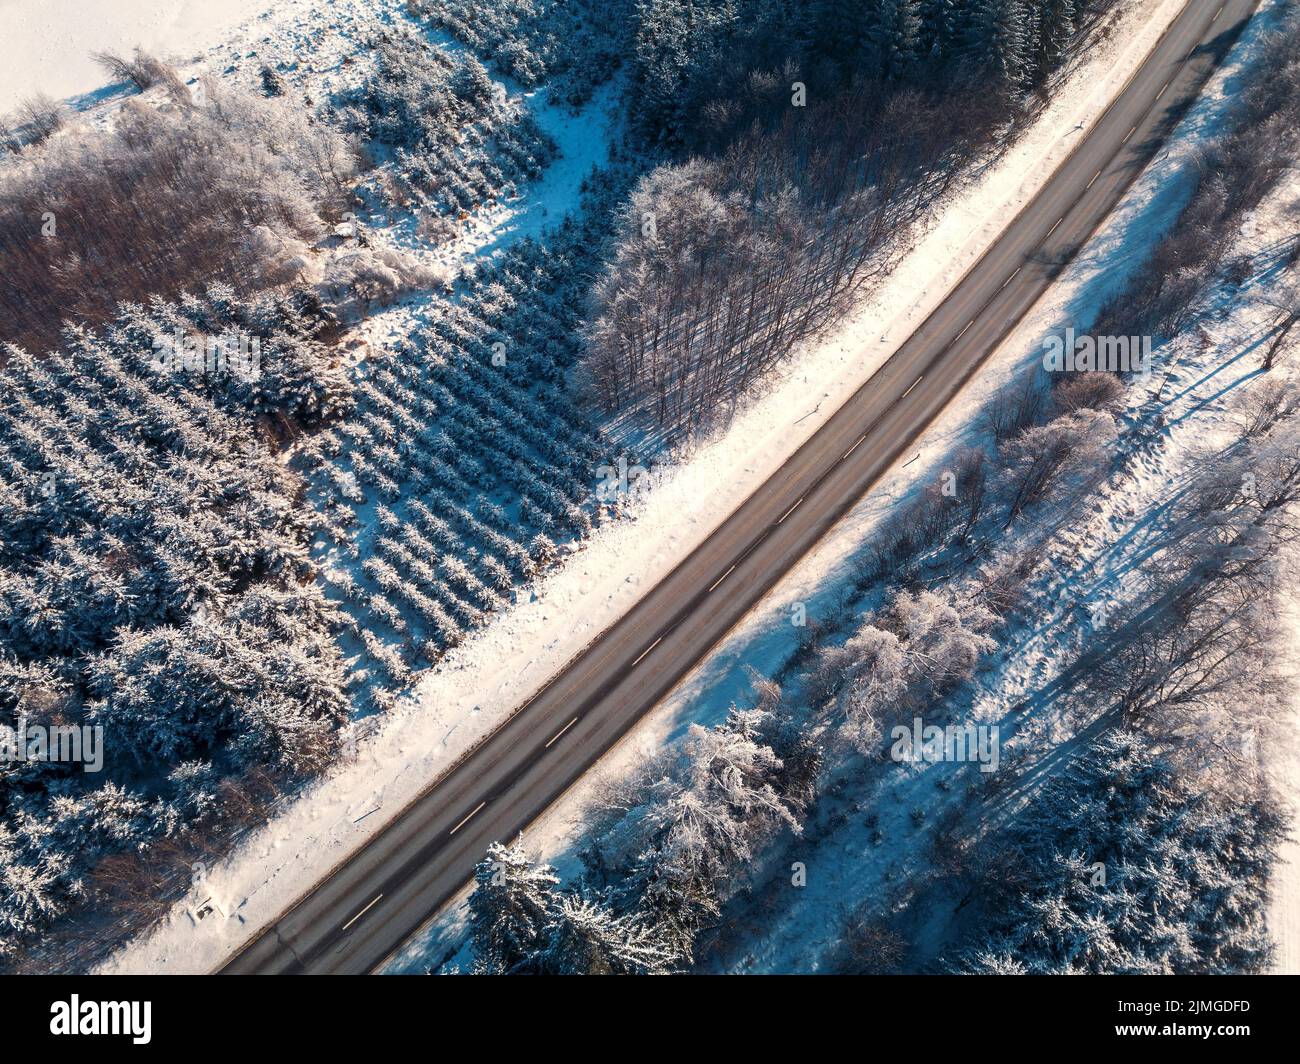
[916, 0, 961, 66]
[959, 0, 1033, 92]
[539, 892, 677, 975]
[468, 841, 559, 974]
[863, 0, 922, 81]
[1032, 0, 1078, 83]
[960, 733, 1286, 974]
[813, 0, 871, 64]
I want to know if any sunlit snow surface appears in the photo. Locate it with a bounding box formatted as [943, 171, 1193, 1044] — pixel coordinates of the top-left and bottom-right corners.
[0, 0, 273, 113]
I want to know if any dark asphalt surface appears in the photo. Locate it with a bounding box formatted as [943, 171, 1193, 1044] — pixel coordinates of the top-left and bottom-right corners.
[220, 0, 1259, 975]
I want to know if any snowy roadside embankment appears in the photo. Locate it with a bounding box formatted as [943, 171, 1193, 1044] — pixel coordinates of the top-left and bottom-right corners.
[100, 0, 1189, 975]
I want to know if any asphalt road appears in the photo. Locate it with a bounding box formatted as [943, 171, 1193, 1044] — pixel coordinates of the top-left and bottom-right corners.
[221, 0, 1259, 975]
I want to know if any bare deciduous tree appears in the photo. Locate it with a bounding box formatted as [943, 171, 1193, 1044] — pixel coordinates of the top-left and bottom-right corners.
[1258, 277, 1300, 371]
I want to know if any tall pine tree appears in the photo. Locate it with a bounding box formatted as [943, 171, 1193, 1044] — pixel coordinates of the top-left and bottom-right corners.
[538, 893, 677, 975]
[958, 0, 1033, 92]
[863, 0, 923, 82]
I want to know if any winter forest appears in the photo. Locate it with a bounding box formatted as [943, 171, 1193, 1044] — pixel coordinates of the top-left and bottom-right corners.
[1, 0, 1299, 981]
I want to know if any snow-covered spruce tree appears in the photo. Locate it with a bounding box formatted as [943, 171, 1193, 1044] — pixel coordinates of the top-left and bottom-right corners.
[959, 732, 1286, 974]
[862, 0, 924, 81]
[468, 841, 560, 975]
[917, 0, 962, 64]
[537, 892, 676, 975]
[1032, 0, 1079, 81]
[585, 708, 800, 965]
[957, 0, 1034, 93]
[812, 0, 873, 63]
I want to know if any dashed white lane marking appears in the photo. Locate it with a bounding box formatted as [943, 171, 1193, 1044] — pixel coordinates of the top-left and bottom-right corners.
[707, 565, 737, 593]
[448, 801, 486, 836]
[545, 717, 579, 749]
[631, 636, 663, 665]
[341, 894, 383, 931]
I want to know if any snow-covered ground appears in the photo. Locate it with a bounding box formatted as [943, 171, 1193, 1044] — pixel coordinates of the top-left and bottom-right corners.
[0, 0, 273, 113]
[381, 0, 1300, 974]
[1271, 556, 1300, 975]
[95, 0, 1214, 975]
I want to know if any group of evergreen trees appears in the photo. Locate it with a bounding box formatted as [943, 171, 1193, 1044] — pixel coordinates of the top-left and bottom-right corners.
[0, 7, 636, 962]
[328, 27, 556, 218]
[961, 733, 1284, 974]
[0, 289, 352, 963]
[410, 0, 635, 107]
[469, 699, 817, 972]
[302, 190, 626, 688]
[421, 0, 1103, 141]
[469, 842, 677, 974]
[632, 0, 1110, 147]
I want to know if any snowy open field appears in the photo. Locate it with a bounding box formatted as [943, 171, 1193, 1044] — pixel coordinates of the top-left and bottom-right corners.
[0, 0, 272, 112]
